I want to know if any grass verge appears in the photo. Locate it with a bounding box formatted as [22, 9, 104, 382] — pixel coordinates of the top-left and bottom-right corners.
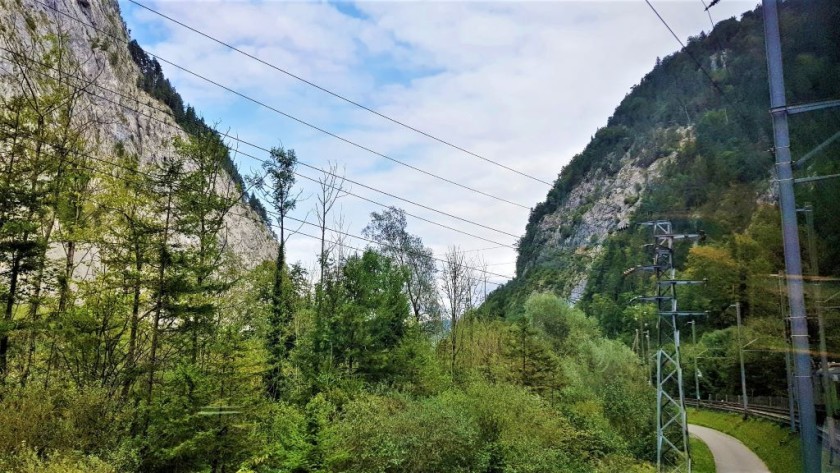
[687, 408, 802, 473]
[690, 436, 715, 473]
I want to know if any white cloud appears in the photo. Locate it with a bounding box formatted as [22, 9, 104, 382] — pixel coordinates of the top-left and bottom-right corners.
[120, 0, 756, 284]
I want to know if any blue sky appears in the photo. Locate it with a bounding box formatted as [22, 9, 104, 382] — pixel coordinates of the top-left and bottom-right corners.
[117, 0, 756, 288]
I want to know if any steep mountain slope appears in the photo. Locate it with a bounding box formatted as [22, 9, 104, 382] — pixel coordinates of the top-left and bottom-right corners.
[0, 0, 277, 267]
[483, 0, 840, 317]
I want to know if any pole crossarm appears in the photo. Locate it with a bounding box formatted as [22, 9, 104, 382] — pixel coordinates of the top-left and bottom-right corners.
[638, 264, 670, 273]
[640, 220, 674, 227]
[655, 234, 703, 241]
[659, 311, 709, 317]
[657, 280, 706, 286]
[634, 296, 675, 303]
[779, 98, 840, 115]
[794, 173, 840, 185]
[794, 130, 840, 169]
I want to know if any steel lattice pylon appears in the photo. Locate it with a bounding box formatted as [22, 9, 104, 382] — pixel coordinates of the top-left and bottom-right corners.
[636, 221, 705, 473]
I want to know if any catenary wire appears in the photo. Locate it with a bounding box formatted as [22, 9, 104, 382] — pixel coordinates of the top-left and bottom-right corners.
[32, 0, 532, 210]
[127, 0, 553, 187]
[643, 0, 728, 97]
[266, 225, 511, 287]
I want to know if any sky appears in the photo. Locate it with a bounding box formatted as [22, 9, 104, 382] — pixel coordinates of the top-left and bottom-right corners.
[118, 0, 756, 288]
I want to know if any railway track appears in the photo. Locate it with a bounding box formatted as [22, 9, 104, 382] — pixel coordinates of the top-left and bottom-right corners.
[686, 398, 840, 450]
[685, 399, 793, 425]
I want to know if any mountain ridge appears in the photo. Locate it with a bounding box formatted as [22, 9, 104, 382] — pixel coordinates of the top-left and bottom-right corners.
[485, 0, 840, 318]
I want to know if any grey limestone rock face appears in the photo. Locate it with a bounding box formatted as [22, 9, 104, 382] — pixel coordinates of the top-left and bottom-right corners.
[0, 0, 278, 275]
[529, 127, 690, 300]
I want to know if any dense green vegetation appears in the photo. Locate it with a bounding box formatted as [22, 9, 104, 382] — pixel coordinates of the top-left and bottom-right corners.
[510, 0, 839, 282]
[688, 408, 802, 473]
[4, 0, 836, 471]
[0, 24, 660, 473]
[488, 0, 840, 402]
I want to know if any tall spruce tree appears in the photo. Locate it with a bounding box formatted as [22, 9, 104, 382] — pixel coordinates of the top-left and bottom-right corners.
[262, 146, 298, 400]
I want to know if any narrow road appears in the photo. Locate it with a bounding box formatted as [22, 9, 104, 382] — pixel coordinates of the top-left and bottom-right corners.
[688, 424, 770, 473]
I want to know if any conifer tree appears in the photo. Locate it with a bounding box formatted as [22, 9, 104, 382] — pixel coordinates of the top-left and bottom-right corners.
[262, 146, 298, 400]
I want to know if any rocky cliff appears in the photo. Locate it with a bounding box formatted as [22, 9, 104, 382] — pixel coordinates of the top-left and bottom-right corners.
[484, 0, 840, 317]
[0, 0, 277, 269]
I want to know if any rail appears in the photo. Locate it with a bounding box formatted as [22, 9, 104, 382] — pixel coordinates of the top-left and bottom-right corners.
[685, 398, 838, 449]
[685, 398, 793, 425]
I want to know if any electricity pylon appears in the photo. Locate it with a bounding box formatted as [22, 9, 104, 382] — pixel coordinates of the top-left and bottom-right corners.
[633, 220, 705, 472]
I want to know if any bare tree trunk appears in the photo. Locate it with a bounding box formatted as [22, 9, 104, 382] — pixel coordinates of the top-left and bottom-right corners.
[316, 162, 346, 281]
[441, 246, 477, 381]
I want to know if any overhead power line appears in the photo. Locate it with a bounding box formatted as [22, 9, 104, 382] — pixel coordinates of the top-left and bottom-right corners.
[265, 223, 511, 287]
[0, 48, 520, 248]
[697, 0, 716, 29]
[462, 245, 511, 253]
[127, 0, 553, 187]
[643, 0, 758, 134]
[9, 139, 513, 286]
[292, 172, 517, 248]
[249, 203, 515, 281]
[643, 0, 724, 95]
[34, 0, 531, 210]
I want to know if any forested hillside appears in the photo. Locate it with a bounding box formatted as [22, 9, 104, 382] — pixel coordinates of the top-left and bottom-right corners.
[2, 0, 837, 470]
[484, 0, 840, 400]
[0, 1, 660, 472]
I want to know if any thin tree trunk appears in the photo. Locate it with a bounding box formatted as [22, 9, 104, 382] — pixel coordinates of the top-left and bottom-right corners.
[122, 249, 142, 399]
[147, 188, 173, 405]
[20, 226, 53, 387]
[0, 254, 22, 384]
[36, 226, 70, 388]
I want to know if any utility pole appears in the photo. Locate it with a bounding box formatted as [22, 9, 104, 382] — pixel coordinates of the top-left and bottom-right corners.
[634, 328, 641, 357]
[689, 320, 701, 401]
[646, 329, 653, 386]
[762, 1, 819, 470]
[801, 203, 839, 465]
[801, 204, 834, 420]
[734, 302, 749, 418]
[778, 271, 798, 433]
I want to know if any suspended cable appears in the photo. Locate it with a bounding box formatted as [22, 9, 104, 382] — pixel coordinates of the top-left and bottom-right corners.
[698, 0, 715, 29]
[126, 0, 553, 187]
[246, 205, 514, 282]
[0, 48, 521, 246]
[643, 0, 760, 136]
[32, 0, 531, 210]
[644, 0, 724, 94]
[461, 245, 511, 253]
[7, 139, 511, 286]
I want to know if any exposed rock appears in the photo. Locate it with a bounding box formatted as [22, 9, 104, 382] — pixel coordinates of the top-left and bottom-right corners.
[0, 0, 278, 273]
[527, 127, 689, 300]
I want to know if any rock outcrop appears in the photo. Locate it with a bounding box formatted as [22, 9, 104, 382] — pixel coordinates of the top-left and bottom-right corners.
[0, 0, 278, 269]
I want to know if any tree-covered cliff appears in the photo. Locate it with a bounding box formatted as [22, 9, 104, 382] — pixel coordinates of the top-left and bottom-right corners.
[484, 0, 840, 319]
